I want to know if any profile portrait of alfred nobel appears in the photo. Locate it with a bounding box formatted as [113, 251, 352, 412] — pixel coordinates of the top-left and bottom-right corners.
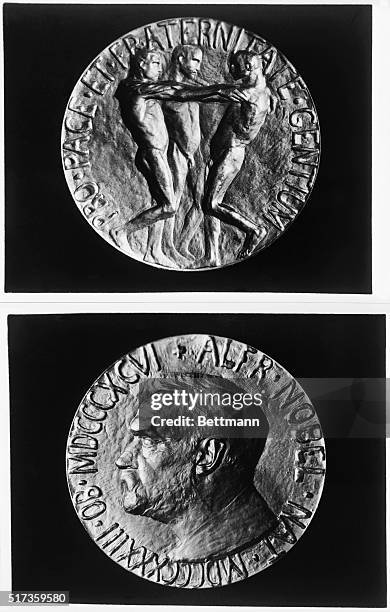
[116, 375, 277, 560]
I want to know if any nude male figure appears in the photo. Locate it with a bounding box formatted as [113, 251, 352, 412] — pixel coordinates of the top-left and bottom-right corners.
[150, 44, 206, 265]
[203, 51, 275, 265]
[115, 47, 238, 266]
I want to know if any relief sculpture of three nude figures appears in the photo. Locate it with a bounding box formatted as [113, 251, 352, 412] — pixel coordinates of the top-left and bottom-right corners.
[115, 43, 276, 268]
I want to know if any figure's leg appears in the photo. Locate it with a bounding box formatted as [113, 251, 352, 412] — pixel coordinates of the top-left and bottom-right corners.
[134, 148, 152, 183]
[178, 156, 204, 262]
[200, 160, 220, 267]
[126, 149, 176, 233]
[203, 146, 266, 259]
[142, 222, 178, 267]
[203, 146, 249, 229]
[202, 149, 238, 266]
[203, 215, 221, 267]
[161, 143, 192, 266]
[130, 150, 177, 266]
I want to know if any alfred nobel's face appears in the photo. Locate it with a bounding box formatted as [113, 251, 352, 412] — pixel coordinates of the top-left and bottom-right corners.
[141, 52, 163, 81]
[115, 415, 195, 523]
[179, 47, 203, 79]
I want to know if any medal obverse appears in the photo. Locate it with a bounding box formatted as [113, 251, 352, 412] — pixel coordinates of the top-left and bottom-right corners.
[62, 18, 320, 270]
[66, 334, 325, 587]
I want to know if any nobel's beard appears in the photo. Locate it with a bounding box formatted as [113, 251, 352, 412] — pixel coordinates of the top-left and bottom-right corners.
[120, 460, 196, 523]
[121, 471, 149, 515]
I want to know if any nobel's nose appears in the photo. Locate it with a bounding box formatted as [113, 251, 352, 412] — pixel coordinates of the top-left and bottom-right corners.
[115, 443, 137, 469]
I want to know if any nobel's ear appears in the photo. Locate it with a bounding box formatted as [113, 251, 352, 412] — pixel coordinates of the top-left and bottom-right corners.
[195, 438, 226, 475]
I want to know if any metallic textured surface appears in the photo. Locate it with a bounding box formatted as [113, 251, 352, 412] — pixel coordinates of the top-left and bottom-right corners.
[62, 18, 320, 270]
[66, 334, 326, 587]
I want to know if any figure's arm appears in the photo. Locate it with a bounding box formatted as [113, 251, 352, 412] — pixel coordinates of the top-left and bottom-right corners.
[195, 87, 245, 103]
[137, 81, 238, 102]
[173, 83, 239, 103]
[132, 81, 175, 98]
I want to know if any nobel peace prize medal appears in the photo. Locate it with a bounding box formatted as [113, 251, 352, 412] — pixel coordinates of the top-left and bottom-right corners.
[62, 17, 320, 270]
[66, 334, 326, 587]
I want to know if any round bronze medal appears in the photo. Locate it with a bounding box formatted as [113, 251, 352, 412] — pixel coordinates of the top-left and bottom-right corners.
[62, 18, 320, 270]
[66, 334, 325, 587]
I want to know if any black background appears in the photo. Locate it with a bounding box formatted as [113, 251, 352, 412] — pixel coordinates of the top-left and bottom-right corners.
[5, 4, 371, 293]
[9, 314, 386, 605]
